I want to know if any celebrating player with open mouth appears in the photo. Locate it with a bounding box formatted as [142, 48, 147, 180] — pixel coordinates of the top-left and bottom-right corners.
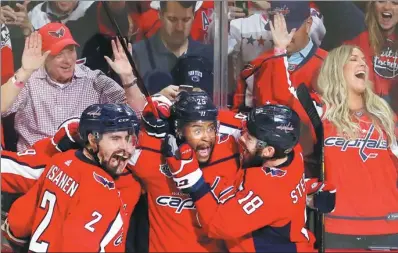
[164, 104, 318, 252]
[3, 103, 141, 252]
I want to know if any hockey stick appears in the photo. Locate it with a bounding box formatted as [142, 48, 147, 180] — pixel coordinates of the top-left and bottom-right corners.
[296, 83, 325, 253]
[101, 1, 159, 118]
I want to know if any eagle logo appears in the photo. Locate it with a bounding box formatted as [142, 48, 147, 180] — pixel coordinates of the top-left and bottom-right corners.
[48, 27, 65, 38]
[93, 172, 115, 190]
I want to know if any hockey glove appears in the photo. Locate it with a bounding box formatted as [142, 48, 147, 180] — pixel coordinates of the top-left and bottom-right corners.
[1, 215, 28, 252]
[163, 134, 205, 192]
[51, 118, 81, 152]
[142, 94, 172, 138]
[305, 178, 336, 213]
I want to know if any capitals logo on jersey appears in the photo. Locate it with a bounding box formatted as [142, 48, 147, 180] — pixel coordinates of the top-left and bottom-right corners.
[93, 172, 115, 190]
[324, 124, 388, 162]
[263, 167, 287, 178]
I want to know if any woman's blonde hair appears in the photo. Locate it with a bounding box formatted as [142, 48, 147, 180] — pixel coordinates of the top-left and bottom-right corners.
[365, 2, 398, 54]
[317, 45, 396, 146]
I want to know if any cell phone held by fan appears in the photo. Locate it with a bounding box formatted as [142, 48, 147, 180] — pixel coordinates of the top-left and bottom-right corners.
[179, 85, 194, 92]
[235, 1, 249, 16]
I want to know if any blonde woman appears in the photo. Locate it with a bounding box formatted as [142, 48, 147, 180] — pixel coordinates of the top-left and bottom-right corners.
[345, 1, 398, 113]
[317, 44, 398, 249]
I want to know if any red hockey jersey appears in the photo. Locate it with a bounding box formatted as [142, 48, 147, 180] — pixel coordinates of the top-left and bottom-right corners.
[3, 140, 141, 251]
[8, 150, 129, 252]
[233, 46, 326, 113]
[129, 129, 239, 252]
[323, 114, 398, 235]
[193, 145, 315, 252]
[233, 48, 326, 155]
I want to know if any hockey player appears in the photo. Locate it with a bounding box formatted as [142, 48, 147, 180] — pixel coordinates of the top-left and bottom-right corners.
[129, 91, 240, 251]
[3, 103, 141, 252]
[163, 104, 322, 252]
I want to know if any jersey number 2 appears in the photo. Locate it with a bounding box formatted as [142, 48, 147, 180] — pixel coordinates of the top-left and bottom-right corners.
[29, 191, 56, 252]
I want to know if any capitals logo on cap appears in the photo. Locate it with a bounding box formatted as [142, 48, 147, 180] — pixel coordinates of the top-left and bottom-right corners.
[93, 172, 115, 190]
[48, 27, 65, 38]
[263, 167, 287, 178]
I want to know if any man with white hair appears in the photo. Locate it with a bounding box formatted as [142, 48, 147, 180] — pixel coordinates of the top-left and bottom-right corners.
[1, 23, 145, 151]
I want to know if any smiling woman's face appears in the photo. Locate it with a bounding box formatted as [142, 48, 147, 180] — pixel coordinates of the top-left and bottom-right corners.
[343, 47, 369, 96]
[374, 1, 398, 35]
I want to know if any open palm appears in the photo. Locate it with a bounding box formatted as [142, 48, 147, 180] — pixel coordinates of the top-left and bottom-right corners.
[104, 38, 133, 76]
[269, 13, 296, 50]
[21, 31, 50, 72]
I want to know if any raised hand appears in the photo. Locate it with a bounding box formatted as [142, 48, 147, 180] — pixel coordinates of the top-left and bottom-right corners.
[14, 1, 33, 36]
[0, 6, 17, 25]
[269, 13, 296, 50]
[104, 38, 136, 85]
[142, 94, 172, 138]
[21, 32, 51, 73]
[51, 118, 81, 152]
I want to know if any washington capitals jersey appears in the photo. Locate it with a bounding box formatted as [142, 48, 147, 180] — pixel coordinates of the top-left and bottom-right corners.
[323, 114, 398, 236]
[128, 129, 239, 252]
[192, 145, 315, 252]
[8, 150, 128, 252]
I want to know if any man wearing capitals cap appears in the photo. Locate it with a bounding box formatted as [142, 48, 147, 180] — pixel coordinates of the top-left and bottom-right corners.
[1, 23, 145, 152]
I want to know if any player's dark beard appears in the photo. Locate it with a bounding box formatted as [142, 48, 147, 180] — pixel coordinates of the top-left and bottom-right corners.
[242, 149, 265, 168]
[100, 150, 130, 180]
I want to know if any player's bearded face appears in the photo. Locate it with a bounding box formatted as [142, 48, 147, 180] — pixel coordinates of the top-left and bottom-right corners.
[96, 131, 136, 178]
[182, 121, 216, 164]
[239, 131, 264, 168]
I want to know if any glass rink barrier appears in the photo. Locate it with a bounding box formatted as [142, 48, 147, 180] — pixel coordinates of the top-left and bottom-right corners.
[1, 1, 398, 252]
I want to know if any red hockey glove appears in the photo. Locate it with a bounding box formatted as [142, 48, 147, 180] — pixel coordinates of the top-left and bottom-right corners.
[306, 178, 336, 213]
[163, 134, 204, 192]
[142, 94, 172, 138]
[51, 118, 81, 152]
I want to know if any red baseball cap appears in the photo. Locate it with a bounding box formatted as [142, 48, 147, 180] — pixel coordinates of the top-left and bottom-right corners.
[39, 23, 79, 55]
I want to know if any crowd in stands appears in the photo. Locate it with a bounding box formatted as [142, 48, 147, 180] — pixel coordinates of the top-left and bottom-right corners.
[1, 0, 398, 251]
